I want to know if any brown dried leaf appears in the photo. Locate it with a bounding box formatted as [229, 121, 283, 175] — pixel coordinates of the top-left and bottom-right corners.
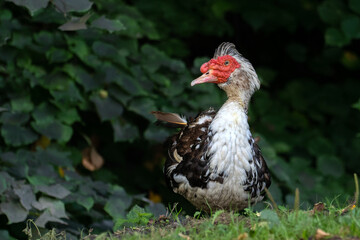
[237, 232, 248, 240]
[312, 202, 326, 214]
[178, 233, 191, 240]
[315, 229, 330, 240]
[58, 13, 91, 31]
[82, 146, 104, 171]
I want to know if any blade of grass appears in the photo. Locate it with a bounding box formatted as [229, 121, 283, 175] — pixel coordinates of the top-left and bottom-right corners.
[264, 188, 279, 215]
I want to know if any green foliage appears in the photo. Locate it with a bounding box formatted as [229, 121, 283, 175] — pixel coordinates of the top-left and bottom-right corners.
[0, 0, 360, 238]
[113, 205, 153, 231]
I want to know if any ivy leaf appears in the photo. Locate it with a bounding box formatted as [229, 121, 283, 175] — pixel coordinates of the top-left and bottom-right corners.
[35, 148, 72, 167]
[349, 0, 360, 15]
[1, 124, 38, 147]
[128, 98, 156, 121]
[10, 96, 34, 113]
[37, 184, 71, 199]
[27, 175, 55, 186]
[317, 0, 345, 25]
[92, 96, 123, 121]
[13, 184, 36, 210]
[0, 202, 28, 223]
[52, 0, 93, 13]
[341, 15, 360, 39]
[91, 16, 125, 33]
[46, 48, 73, 63]
[144, 125, 170, 143]
[31, 120, 73, 142]
[112, 120, 139, 142]
[56, 108, 81, 125]
[65, 37, 90, 60]
[35, 209, 67, 228]
[317, 155, 344, 178]
[104, 187, 132, 220]
[58, 13, 91, 31]
[6, 0, 49, 15]
[325, 28, 350, 47]
[0, 112, 30, 125]
[0, 172, 10, 195]
[353, 99, 360, 110]
[76, 195, 94, 211]
[32, 197, 68, 219]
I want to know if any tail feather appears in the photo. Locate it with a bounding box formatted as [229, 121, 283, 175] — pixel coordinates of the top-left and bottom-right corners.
[150, 111, 187, 128]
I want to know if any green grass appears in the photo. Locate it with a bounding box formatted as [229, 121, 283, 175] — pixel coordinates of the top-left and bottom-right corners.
[24, 174, 360, 240]
[22, 202, 360, 240]
[113, 205, 360, 240]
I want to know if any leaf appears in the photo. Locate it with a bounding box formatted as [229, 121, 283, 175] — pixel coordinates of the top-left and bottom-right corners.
[114, 205, 153, 231]
[33, 31, 54, 46]
[76, 196, 94, 211]
[35, 209, 67, 228]
[341, 15, 360, 39]
[1, 124, 38, 147]
[31, 120, 73, 142]
[259, 209, 280, 227]
[52, 0, 93, 13]
[92, 96, 123, 121]
[315, 229, 330, 240]
[353, 99, 360, 110]
[0, 112, 30, 125]
[6, 0, 50, 15]
[35, 148, 72, 167]
[128, 98, 156, 121]
[10, 96, 34, 113]
[325, 28, 350, 47]
[32, 197, 68, 219]
[349, 0, 360, 15]
[0, 172, 11, 195]
[81, 146, 104, 171]
[144, 125, 171, 143]
[317, 0, 345, 25]
[92, 41, 119, 59]
[91, 16, 125, 33]
[13, 184, 36, 210]
[104, 187, 132, 220]
[27, 175, 55, 186]
[317, 155, 344, 178]
[37, 184, 71, 199]
[0, 230, 12, 240]
[65, 37, 90, 60]
[56, 108, 81, 125]
[112, 120, 139, 142]
[58, 13, 91, 31]
[0, 202, 28, 223]
[63, 64, 100, 91]
[46, 48, 73, 63]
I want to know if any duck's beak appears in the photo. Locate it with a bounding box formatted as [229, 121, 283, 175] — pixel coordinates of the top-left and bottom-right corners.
[191, 70, 219, 86]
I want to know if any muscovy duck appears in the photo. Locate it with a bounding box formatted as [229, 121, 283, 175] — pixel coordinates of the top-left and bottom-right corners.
[152, 42, 271, 211]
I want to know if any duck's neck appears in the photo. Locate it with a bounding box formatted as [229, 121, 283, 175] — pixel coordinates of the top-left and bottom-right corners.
[207, 98, 253, 175]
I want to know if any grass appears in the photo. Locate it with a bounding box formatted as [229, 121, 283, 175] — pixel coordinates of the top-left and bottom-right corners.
[24, 174, 360, 240]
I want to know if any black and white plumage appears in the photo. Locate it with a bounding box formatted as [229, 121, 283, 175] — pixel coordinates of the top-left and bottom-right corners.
[152, 42, 271, 211]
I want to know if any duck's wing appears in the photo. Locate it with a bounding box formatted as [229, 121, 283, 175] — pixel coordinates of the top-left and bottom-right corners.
[243, 138, 271, 199]
[164, 108, 218, 189]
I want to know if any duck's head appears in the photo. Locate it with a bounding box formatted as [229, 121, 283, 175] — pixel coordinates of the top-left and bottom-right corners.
[191, 42, 260, 104]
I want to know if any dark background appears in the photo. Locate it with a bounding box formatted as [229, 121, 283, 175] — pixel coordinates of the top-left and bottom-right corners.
[1, 0, 360, 238]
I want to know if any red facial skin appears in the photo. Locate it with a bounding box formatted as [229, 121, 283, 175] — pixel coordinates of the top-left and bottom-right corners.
[200, 55, 241, 83]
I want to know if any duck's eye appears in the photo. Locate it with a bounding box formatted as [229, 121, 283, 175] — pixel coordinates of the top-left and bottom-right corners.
[224, 60, 230, 66]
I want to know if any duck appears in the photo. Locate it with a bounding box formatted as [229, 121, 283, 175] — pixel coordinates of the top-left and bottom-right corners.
[151, 42, 271, 211]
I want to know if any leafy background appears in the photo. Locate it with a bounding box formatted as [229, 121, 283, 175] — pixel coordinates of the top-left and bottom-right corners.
[0, 0, 360, 238]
